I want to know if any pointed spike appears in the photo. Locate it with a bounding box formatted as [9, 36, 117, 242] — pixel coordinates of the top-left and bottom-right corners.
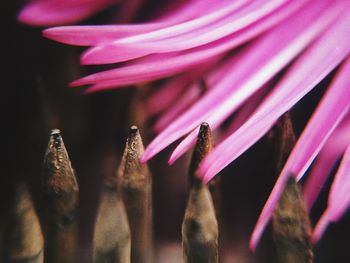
[43, 129, 78, 194]
[272, 177, 313, 263]
[272, 112, 296, 173]
[117, 126, 153, 263]
[2, 182, 44, 263]
[189, 122, 213, 184]
[182, 123, 219, 263]
[41, 129, 79, 263]
[189, 123, 222, 214]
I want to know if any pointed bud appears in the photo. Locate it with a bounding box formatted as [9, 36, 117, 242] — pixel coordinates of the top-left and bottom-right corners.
[117, 126, 153, 263]
[182, 123, 218, 263]
[41, 129, 79, 263]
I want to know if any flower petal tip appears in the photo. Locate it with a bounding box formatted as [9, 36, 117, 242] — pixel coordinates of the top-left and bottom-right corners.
[168, 151, 182, 165]
[17, 9, 44, 27]
[80, 50, 101, 65]
[42, 27, 63, 40]
[140, 153, 149, 164]
[82, 88, 95, 95]
[69, 79, 85, 87]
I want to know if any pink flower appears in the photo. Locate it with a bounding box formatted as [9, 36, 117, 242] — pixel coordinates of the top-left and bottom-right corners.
[17, 0, 140, 26]
[37, 0, 350, 250]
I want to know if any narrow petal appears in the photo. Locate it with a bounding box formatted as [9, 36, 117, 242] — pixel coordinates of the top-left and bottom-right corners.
[304, 117, 350, 209]
[154, 83, 201, 133]
[246, 54, 350, 251]
[327, 141, 350, 221]
[71, 0, 307, 87]
[312, 209, 331, 243]
[42, 0, 243, 45]
[145, 0, 341, 164]
[224, 85, 270, 135]
[151, 55, 227, 125]
[145, 75, 191, 116]
[18, 0, 116, 26]
[313, 140, 350, 242]
[82, 0, 287, 64]
[113, 0, 253, 44]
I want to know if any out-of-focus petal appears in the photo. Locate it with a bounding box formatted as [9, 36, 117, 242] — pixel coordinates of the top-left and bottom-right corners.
[154, 83, 202, 133]
[18, 0, 116, 26]
[145, 76, 191, 117]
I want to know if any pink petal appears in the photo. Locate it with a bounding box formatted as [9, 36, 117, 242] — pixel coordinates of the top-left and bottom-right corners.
[154, 83, 201, 133]
[327, 140, 350, 221]
[152, 55, 229, 128]
[145, 75, 191, 116]
[313, 138, 350, 242]
[245, 54, 350, 251]
[143, 0, 340, 164]
[224, 84, 270, 135]
[71, 0, 307, 87]
[82, 0, 287, 64]
[312, 209, 331, 243]
[42, 0, 242, 45]
[18, 0, 116, 26]
[110, 0, 252, 44]
[304, 117, 350, 210]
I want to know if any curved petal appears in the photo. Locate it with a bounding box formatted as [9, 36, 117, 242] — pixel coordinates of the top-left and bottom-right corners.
[313, 139, 350, 242]
[154, 83, 201, 133]
[246, 54, 350, 251]
[18, 0, 116, 26]
[142, 0, 340, 163]
[43, 0, 213, 45]
[72, 0, 307, 87]
[304, 117, 350, 209]
[82, 0, 287, 64]
[327, 140, 350, 221]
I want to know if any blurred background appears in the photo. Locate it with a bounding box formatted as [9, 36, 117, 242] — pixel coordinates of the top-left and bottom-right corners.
[1, 1, 350, 262]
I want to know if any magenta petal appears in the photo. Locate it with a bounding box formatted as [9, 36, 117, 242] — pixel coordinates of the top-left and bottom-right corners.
[245, 55, 350, 251]
[42, 0, 224, 45]
[157, 0, 342, 165]
[313, 139, 350, 242]
[145, 76, 190, 116]
[304, 117, 350, 209]
[18, 0, 116, 26]
[327, 142, 350, 221]
[154, 83, 201, 133]
[312, 209, 331, 243]
[70, 0, 307, 86]
[110, 0, 253, 44]
[79, 0, 286, 64]
[224, 85, 269, 135]
[43, 24, 172, 46]
[144, 56, 221, 117]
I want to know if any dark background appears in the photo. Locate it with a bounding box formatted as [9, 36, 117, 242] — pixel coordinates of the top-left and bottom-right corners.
[1, 1, 350, 262]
